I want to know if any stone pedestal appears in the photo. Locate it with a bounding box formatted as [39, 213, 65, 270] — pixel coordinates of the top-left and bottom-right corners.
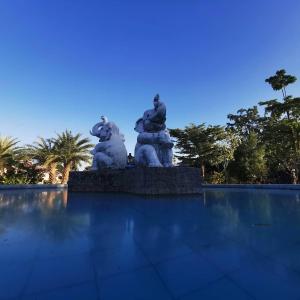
[68, 167, 202, 195]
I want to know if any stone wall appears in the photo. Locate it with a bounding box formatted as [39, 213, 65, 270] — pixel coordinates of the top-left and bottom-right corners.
[68, 167, 202, 195]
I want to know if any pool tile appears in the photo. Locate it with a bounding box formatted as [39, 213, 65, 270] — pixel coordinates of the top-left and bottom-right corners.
[132, 222, 169, 244]
[37, 236, 92, 259]
[0, 239, 39, 264]
[0, 261, 33, 299]
[179, 277, 253, 300]
[240, 228, 296, 256]
[228, 259, 300, 300]
[139, 239, 192, 264]
[270, 243, 300, 274]
[0, 226, 37, 245]
[184, 227, 232, 250]
[92, 245, 149, 278]
[156, 252, 224, 298]
[2, 189, 300, 300]
[99, 266, 173, 300]
[24, 253, 94, 295]
[21, 296, 37, 300]
[89, 206, 145, 234]
[91, 228, 136, 252]
[134, 229, 192, 264]
[198, 240, 265, 273]
[25, 281, 98, 300]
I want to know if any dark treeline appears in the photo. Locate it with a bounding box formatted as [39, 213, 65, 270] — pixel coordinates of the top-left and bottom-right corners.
[170, 69, 300, 184]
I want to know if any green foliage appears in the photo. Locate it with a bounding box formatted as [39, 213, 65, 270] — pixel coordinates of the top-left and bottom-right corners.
[261, 109, 300, 183]
[1, 174, 31, 184]
[53, 130, 93, 184]
[25, 137, 59, 184]
[0, 158, 44, 184]
[226, 106, 267, 182]
[260, 70, 300, 182]
[1, 131, 92, 185]
[207, 171, 225, 184]
[259, 96, 300, 120]
[26, 138, 58, 166]
[227, 106, 262, 136]
[228, 132, 267, 183]
[170, 124, 238, 181]
[265, 69, 297, 98]
[0, 136, 19, 174]
[171, 69, 299, 184]
[54, 130, 92, 169]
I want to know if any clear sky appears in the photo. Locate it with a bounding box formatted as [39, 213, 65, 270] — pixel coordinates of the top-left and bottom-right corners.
[1, 0, 300, 153]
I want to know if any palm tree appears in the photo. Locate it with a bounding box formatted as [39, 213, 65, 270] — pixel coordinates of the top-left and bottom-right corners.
[26, 138, 59, 184]
[0, 136, 18, 175]
[54, 130, 93, 184]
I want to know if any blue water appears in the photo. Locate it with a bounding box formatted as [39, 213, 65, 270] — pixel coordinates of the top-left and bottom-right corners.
[1, 189, 300, 300]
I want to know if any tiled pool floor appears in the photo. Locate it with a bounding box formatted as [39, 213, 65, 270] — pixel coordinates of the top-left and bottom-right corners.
[1, 189, 300, 299]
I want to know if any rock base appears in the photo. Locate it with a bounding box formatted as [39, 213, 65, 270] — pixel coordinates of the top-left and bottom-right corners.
[68, 167, 202, 195]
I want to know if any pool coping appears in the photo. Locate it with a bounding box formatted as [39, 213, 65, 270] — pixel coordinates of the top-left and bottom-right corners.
[1, 183, 299, 191]
[0, 184, 67, 190]
[203, 184, 300, 190]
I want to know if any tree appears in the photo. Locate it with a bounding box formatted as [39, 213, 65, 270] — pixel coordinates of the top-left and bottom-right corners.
[54, 130, 93, 184]
[226, 107, 267, 183]
[260, 70, 300, 183]
[227, 106, 263, 136]
[26, 138, 59, 184]
[228, 132, 267, 183]
[0, 136, 19, 176]
[260, 99, 300, 183]
[262, 119, 300, 183]
[261, 70, 297, 120]
[259, 96, 300, 121]
[214, 129, 240, 182]
[1, 158, 44, 184]
[169, 124, 236, 181]
[265, 69, 297, 99]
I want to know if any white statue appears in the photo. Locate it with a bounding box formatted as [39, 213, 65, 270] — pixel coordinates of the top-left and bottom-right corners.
[134, 94, 173, 167]
[90, 116, 128, 170]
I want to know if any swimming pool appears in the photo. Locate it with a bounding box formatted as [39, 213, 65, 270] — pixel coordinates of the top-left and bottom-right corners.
[1, 188, 300, 299]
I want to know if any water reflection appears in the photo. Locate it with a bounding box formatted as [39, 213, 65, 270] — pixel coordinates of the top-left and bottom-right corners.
[2, 188, 300, 299]
[0, 189, 68, 211]
[201, 189, 300, 248]
[1, 188, 300, 252]
[0, 189, 89, 242]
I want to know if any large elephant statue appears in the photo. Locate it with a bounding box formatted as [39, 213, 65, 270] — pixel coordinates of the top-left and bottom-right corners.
[134, 94, 173, 167]
[90, 116, 127, 170]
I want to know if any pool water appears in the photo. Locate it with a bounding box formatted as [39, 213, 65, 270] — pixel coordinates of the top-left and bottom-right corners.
[1, 189, 300, 300]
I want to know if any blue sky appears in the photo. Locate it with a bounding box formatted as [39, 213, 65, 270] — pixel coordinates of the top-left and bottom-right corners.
[1, 0, 300, 153]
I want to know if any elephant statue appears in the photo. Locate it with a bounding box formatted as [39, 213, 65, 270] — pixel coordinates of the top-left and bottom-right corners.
[134, 94, 173, 167]
[90, 116, 127, 170]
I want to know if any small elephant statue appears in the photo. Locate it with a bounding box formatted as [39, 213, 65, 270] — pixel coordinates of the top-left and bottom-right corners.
[90, 116, 127, 170]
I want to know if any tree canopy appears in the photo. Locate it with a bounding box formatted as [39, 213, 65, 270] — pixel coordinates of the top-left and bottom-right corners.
[170, 69, 300, 184]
